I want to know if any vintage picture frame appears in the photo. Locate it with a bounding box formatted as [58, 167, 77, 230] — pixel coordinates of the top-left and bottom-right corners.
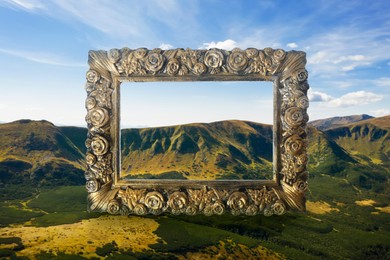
[84, 47, 309, 216]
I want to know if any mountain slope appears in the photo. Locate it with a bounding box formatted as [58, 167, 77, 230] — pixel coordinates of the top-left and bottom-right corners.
[325, 115, 390, 165]
[0, 120, 85, 186]
[309, 114, 373, 131]
[121, 120, 273, 180]
[307, 126, 356, 175]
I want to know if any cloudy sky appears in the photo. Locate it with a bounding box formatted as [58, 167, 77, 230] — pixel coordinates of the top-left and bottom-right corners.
[0, 0, 389, 127]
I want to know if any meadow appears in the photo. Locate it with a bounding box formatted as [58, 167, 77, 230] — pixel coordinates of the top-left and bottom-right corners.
[1, 173, 389, 259]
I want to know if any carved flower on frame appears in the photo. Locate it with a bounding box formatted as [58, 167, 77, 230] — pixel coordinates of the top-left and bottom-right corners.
[107, 199, 121, 214]
[133, 203, 148, 215]
[86, 69, 100, 83]
[284, 134, 304, 155]
[245, 205, 259, 216]
[204, 201, 225, 216]
[247, 188, 267, 206]
[88, 108, 110, 128]
[285, 78, 309, 93]
[193, 62, 207, 75]
[168, 191, 188, 212]
[145, 53, 165, 73]
[185, 205, 198, 215]
[85, 82, 95, 93]
[271, 200, 286, 215]
[263, 207, 273, 216]
[248, 60, 266, 75]
[295, 154, 308, 173]
[134, 48, 148, 59]
[296, 95, 309, 109]
[124, 188, 146, 209]
[85, 97, 97, 110]
[178, 66, 189, 76]
[264, 190, 276, 205]
[86, 153, 97, 166]
[204, 49, 224, 68]
[187, 189, 205, 206]
[145, 191, 164, 210]
[294, 180, 308, 193]
[166, 58, 180, 75]
[212, 201, 225, 215]
[90, 84, 112, 109]
[187, 49, 202, 65]
[245, 48, 259, 59]
[227, 192, 248, 211]
[125, 57, 145, 75]
[264, 57, 273, 72]
[84, 170, 95, 180]
[273, 49, 286, 63]
[296, 69, 308, 82]
[90, 165, 104, 179]
[108, 48, 121, 63]
[86, 178, 100, 193]
[204, 190, 220, 204]
[85, 138, 92, 149]
[264, 48, 274, 57]
[91, 135, 109, 156]
[227, 49, 248, 72]
[96, 80, 109, 93]
[284, 107, 307, 128]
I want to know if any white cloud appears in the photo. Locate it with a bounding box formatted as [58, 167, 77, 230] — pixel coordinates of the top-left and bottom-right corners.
[305, 26, 390, 76]
[309, 90, 383, 107]
[327, 91, 382, 107]
[308, 51, 328, 65]
[2, 0, 199, 43]
[334, 55, 366, 64]
[159, 43, 173, 50]
[1, 0, 45, 10]
[0, 48, 85, 67]
[308, 90, 332, 102]
[371, 109, 390, 117]
[201, 39, 237, 50]
[287, 42, 298, 48]
[373, 77, 390, 87]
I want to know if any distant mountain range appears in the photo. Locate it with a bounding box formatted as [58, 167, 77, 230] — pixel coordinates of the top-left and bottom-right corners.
[1, 115, 389, 192]
[121, 120, 273, 180]
[308, 114, 374, 131]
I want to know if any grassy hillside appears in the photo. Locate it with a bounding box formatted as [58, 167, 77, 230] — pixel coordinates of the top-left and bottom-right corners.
[0, 120, 85, 188]
[121, 120, 273, 180]
[325, 115, 390, 166]
[308, 115, 390, 193]
[309, 114, 373, 131]
[0, 116, 389, 258]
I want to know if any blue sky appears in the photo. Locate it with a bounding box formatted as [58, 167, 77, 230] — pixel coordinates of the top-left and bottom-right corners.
[0, 0, 389, 127]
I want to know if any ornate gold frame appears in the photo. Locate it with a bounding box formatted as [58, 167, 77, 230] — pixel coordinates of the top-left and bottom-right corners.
[84, 47, 309, 216]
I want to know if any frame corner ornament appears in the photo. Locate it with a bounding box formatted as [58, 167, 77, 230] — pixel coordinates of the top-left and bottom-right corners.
[84, 47, 310, 216]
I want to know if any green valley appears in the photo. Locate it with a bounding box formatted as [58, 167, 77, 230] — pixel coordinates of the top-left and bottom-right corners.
[0, 114, 389, 259]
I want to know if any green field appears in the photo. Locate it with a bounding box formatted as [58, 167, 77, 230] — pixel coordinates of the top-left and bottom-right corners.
[0, 179, 389, 259]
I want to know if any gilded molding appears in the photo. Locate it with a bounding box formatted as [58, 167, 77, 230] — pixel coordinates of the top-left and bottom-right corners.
[84, 47, 310, 216]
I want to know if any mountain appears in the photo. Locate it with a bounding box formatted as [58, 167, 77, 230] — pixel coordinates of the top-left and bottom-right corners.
[1, 115, 389, 192]
[121, 120, 273, 180]
[309, 114, 374, 131]
[0, 120, 85, 187]
[325, 115, 389, 165]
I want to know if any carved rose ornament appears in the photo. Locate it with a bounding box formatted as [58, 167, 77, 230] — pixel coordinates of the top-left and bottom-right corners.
[84, 47, 310, 216]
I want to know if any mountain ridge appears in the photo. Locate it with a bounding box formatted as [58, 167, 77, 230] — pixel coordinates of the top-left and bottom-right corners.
[1, 115, 389, 191]
[309, 114, 374, 131]
[0, 119, 85, 186]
